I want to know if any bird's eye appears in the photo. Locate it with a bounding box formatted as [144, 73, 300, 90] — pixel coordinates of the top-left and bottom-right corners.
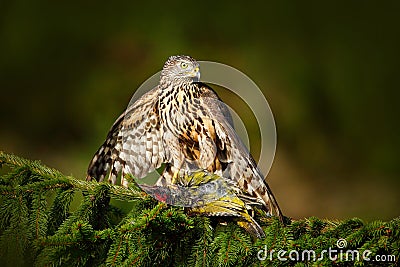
[180, 62, 188, 69]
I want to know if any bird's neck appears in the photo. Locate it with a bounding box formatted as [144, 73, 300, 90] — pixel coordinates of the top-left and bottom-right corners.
[159, 79, 201, 98]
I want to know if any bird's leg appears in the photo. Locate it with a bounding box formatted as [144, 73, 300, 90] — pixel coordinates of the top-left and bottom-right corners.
[171, 159, 185, 184]
[121, 170, 129, 188]
[165, 133, 186, 185]
[171, 169, 180, 184]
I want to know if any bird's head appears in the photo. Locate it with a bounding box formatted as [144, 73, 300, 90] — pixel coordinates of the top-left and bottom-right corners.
[160, 55, 200, 85]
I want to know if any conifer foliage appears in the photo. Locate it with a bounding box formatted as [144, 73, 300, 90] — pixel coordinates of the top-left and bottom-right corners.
[0, 151, 398, 266]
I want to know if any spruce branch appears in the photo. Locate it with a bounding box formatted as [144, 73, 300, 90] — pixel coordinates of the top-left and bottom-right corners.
[0, 151, 398, 267]
[0, 151, 145, 201]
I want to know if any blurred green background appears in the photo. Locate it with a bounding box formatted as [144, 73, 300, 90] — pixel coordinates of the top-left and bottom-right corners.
[1, 1, 398, 220]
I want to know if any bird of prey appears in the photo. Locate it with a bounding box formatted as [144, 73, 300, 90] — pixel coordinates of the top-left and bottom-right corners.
[87, 55, 283, 234]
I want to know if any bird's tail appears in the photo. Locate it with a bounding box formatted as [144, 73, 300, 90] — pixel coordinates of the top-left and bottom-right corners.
[261, 179, 284, 222]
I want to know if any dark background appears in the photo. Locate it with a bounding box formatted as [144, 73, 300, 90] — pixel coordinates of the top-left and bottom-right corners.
[1, 1, 399, 220]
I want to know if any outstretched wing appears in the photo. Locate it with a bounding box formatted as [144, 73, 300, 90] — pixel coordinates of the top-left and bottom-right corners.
[197, 83, 283, 220]
[87, 87, 165, 185]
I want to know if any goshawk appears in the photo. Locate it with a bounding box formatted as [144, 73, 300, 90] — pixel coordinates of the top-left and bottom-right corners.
[87, 55, 283, 237]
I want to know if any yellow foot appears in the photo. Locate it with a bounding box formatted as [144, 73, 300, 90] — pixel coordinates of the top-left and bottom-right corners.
[171, 170, 180, 184]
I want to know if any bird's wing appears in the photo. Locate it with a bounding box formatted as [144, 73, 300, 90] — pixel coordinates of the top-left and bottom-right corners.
[87, 86, 165, 185]
[197, 82, 283, 220]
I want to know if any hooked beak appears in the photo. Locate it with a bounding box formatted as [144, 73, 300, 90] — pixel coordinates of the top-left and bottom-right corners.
[191, 67, 200, 81]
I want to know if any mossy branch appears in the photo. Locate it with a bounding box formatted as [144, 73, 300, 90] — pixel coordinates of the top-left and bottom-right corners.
[0, 151, 398, 267]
